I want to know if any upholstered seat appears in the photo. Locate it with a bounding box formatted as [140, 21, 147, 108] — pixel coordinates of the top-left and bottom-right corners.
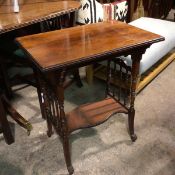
[121, 17, 175, 74]
[100, 17, 175, 74]
[94, 16, 175, 92]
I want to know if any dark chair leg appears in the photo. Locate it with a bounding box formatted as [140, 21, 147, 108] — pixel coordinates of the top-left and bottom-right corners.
[34, 69, 48, 120]
[72, 69, 83, 88]
[0, 95, 14, 145]
[0, 63, 13, 98]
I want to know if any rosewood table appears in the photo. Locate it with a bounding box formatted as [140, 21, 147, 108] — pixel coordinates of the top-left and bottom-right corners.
[16, 21, 164, 174]
[0, 0, 80, 134]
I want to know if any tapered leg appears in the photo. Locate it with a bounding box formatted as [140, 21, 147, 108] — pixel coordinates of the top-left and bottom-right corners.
[35, 70, 53, 136]
[63, 135, 74, 174]
[34, 69, 47, 119]
[128, 108, 137, 142]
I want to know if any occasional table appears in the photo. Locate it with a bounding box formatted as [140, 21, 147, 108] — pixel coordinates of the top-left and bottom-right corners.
[0, 0, 80, 134]
[16, 21, 164, 174]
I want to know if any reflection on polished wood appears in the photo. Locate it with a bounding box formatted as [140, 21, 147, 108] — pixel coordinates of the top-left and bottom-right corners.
[67, 97, 128, 133]
[16, 20, 164, 72]
[0, 0, 80, 34]
[0, 0, 77, 5]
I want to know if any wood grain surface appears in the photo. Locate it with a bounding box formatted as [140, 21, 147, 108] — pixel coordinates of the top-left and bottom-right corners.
[16, 20, 164, 72]
[0, 0, 80, 34]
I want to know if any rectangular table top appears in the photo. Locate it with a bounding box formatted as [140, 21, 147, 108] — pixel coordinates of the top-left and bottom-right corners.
[0, 0, 80, 35]
[16, 20, 164, 72]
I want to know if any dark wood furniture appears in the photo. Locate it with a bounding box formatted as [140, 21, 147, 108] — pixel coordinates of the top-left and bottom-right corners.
[0, 0, 80, 96]
[16, 21, 164, 174]
[0, 65, 32, 135]
[143, 0, 174, 19]
[132, 0, 174, 19]
[0, 93, 14, 145]
[0, 0, 80, 133]
[0, 92, 33, 143]
[0, 0, 80, 35]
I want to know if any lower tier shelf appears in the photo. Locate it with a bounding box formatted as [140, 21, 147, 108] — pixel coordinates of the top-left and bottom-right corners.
[66, 97, 128, 133]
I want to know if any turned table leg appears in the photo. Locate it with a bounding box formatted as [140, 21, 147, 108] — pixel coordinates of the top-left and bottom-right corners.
[55, 70, 74, 175]
[42, 70, 73, 174]
[129, 51, 143, 142]
[34, 69, 47, 120]
[35, 70, 53, 136]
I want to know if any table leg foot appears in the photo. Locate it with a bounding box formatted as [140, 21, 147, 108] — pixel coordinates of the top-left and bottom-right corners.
[3, 130, 14, 145]
[67, 165, 74, 175]
[62, 136, 74, 175]
[128, 108, 137, 142]
[26, 122, 33, 136]
[0, 121, 14, 145]
[130, 133, 137, 142]
[47, 129, 53, 137]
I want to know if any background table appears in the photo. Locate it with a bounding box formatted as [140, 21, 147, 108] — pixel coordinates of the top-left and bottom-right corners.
[0, 0, 80, 134]
[0, 0, 80, 34]
[0, 0, 80, 96]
